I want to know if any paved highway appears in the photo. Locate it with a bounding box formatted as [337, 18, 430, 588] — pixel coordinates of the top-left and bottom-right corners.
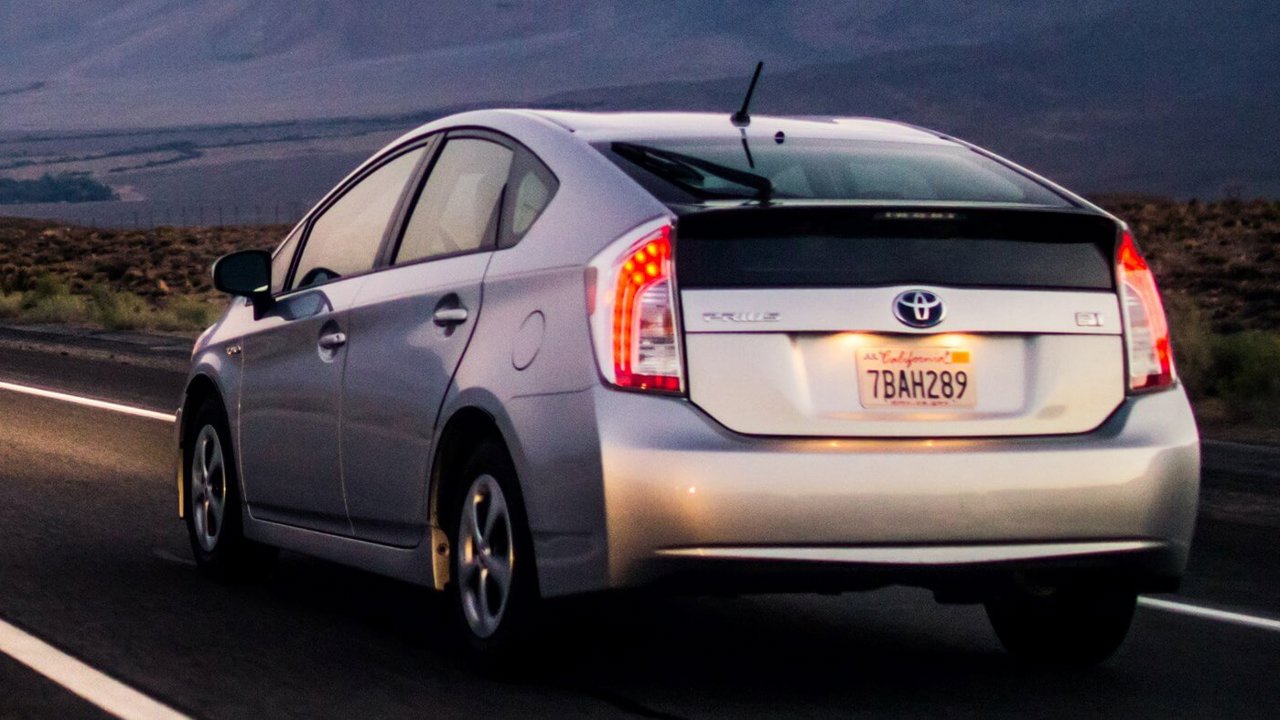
[1, 333, 1278, 719]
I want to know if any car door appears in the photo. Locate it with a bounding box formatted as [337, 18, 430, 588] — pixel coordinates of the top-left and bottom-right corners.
[237, 144, 430, 535]
[339, 131, 533, 546]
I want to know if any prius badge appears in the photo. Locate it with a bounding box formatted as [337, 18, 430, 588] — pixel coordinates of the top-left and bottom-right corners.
[702, 311, 780, 323]
[893, 290, 946, 329]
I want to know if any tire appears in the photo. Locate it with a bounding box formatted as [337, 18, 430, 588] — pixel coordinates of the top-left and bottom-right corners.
[985, 582, 1137, 667]
[184, 396, 275, 581]
[445, 439, 538, 669]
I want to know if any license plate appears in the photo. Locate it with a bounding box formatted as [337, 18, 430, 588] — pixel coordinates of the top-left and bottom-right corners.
[857, 347, 976, 408]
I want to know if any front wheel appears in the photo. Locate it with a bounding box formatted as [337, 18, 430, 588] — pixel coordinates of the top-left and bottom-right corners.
[986, 583, 1137, 666]
[446, 440, 537, 668]
[184, 397, 274, 581]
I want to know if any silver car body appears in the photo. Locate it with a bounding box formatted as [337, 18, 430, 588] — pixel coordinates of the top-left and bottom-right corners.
[177, 109, 1200, 599]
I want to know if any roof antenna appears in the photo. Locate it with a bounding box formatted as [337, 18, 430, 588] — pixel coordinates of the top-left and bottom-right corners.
[731, 61, 763, 168]
[730, 61, 763, 127]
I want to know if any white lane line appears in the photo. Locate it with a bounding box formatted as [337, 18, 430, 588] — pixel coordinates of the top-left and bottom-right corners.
[1139, 597, 1280, 633]
[0, 380, 175, 423]
[0, 617, 190, 720]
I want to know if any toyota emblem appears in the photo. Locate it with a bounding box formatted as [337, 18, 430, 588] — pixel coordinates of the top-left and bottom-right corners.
[893, 290, 946, 329]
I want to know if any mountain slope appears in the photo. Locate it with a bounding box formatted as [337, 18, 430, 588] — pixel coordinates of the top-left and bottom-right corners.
[537, 0, 1280, 196]
[0, 1, 1275, 197]
[0, 0, 1137, 130]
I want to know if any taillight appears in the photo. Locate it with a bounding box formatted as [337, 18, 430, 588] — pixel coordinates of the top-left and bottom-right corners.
[1117, 229, 1174, 392]
[587, 219, 684, 393]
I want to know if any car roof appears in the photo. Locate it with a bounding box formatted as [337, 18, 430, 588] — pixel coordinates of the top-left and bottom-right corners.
[519, 109, 954, 145]
[383, 109, 955, 157]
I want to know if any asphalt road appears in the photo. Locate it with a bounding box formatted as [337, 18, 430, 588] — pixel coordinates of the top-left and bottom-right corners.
[1, 334, 1278, 719]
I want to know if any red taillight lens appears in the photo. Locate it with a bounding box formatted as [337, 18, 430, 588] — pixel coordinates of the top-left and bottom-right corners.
[1117, 230, 1174, 391]
[588, 220, 684, 393]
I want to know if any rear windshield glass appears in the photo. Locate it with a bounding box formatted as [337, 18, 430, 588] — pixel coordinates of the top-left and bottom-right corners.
[677, 207, 1115, 291]
[595, 138, 1071, 207]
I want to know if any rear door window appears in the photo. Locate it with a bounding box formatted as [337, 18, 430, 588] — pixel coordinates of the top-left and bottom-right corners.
[394, 138, 514, 265]
[291, 147, 427, 290]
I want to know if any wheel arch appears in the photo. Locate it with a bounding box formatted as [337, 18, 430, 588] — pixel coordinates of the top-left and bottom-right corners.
[176, 373, 227, 519]
[427, 404, 529, 592]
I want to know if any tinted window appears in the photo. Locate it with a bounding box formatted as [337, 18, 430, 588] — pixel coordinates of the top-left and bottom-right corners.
[395, 138, 513, 265]
[499, 148, 558, 247]
[596, 139, 1071, 207]
[270, 226, 302, 294]
[292, 147, 426, 290]
[677, 206, 1116, 290]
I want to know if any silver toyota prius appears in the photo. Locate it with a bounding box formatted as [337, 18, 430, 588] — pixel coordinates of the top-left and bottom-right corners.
[177, 109, 1200, 666]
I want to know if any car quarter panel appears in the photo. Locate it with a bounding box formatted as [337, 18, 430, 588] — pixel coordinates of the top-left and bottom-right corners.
[422, 111, 672, 595]
[439, 262, 612, 597]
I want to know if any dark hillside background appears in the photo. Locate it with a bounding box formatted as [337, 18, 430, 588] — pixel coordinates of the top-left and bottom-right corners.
[542, 1, 1280, 198]
[0, 1, 1158, 130]
[0, 0, 1276, 223]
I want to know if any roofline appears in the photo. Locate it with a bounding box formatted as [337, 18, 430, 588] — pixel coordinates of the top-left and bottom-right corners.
[517, 109, 952, 143]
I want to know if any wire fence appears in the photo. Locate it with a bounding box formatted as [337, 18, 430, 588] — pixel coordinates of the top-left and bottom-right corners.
[29, 202, 312, 230]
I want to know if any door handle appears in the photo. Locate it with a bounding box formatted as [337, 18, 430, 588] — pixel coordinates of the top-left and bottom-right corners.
[432, 307, 469, 326]
[318, 331, 348, 350]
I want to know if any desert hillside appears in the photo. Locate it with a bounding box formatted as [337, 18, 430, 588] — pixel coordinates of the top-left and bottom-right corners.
[1, 199, 1276, 437]
[0, 217, 287, 301]
[2, 197, 1278, 331]
[0, 218, 287, 333]
[1097, 196, 1280, 333]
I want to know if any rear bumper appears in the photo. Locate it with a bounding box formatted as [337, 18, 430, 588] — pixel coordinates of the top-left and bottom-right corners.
[593, 385, 1200, 593]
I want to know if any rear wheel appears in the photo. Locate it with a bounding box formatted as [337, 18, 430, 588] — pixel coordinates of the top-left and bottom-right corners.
[184, 397, 274, 581]
[986, 582, 1137, 666]
[446, 440, 537, 668]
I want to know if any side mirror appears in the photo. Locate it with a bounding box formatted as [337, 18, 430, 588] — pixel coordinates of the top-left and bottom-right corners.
[212, 249, 273, 317]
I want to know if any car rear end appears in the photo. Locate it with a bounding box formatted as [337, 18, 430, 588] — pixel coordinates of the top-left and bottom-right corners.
[577, 124, 1199, 597]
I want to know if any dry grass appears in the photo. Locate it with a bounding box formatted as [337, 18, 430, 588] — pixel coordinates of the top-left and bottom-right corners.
[0, 291, 22, 318]
[1095, 196, 1280, 334]
[1093, 197, 1280, 435]
[0, 217, 283, 331]
[0, 275, 223, 332]
[0, 217, 285, 302]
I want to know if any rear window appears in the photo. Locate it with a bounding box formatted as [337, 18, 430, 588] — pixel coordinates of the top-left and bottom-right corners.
[676, 206, 1116, 291]
[595, 138, 1071, 207]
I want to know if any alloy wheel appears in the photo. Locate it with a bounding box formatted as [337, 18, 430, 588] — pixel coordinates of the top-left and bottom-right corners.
[190, 424, 227, 553]
[457, 473, 515, 639]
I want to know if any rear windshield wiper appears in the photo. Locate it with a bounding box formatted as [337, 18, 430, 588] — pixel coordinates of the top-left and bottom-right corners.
[612, 142, 773, 201]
